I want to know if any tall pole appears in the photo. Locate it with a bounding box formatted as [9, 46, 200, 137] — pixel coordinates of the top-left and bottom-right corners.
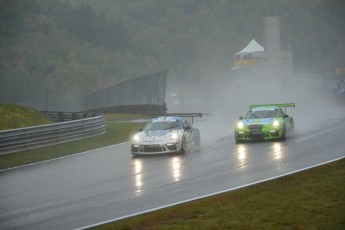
[45, 89, 48, 111]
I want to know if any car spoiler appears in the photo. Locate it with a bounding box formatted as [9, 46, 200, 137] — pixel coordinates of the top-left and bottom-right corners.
[162, 113, 202, 124]
[249, 103, 295, 112]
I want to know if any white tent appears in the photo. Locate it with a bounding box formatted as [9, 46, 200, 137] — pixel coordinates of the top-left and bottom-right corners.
[235, 39, 264, 57]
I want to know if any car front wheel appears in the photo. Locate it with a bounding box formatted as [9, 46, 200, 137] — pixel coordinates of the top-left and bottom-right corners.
[235, 131, 241, 143]
[281, 126, 286, 140]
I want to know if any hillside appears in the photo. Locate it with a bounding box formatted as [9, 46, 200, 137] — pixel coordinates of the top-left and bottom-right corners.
[0, 0, 344, 106]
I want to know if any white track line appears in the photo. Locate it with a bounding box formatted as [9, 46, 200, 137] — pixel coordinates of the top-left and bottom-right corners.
[76, 156, 345, 230]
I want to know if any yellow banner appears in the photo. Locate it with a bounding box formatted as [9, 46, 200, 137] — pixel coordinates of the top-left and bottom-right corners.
[234, 59, 259, 67]
[335, 67, 345, 75]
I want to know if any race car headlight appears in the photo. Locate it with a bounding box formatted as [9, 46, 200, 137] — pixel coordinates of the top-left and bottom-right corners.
[133, 134, 140, 141]
[237, 121, 244, 129]
[273, 120, 280, 127]
[170, 132, 178, 140]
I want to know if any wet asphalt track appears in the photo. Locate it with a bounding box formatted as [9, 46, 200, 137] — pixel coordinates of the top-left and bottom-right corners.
[0, 114, 344, 230]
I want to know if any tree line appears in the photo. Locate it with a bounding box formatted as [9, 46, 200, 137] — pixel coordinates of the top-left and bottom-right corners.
[0, 0, 344, 105]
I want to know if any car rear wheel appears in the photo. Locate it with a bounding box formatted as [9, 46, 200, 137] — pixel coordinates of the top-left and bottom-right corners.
[180, 137, 187, 153]
[196, 133, 201, 148]
[290, 120, 295, 135]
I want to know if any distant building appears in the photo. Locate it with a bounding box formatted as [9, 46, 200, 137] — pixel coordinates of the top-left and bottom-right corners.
[232, 16, 293, 75]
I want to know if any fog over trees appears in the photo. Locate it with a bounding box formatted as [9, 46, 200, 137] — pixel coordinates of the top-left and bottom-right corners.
[0, 0, 344, 105]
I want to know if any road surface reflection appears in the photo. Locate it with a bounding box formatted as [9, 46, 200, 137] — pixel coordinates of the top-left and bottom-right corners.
[236, 144, 247, 169]
[170, 157, 182, 182]
[132, 156, 184, 195]
[270, 142, 286, 170]
[133, 160, 143, 194]
[272, 142, 283, 160]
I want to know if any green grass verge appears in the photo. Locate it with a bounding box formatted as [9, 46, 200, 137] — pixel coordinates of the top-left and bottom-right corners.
[92, 158, 345, 230]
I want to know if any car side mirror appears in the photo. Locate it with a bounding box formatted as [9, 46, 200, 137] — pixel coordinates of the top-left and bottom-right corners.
[239, 116, 243, 120]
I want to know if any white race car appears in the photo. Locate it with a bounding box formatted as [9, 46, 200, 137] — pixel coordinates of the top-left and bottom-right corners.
[131, 114, 201, 155]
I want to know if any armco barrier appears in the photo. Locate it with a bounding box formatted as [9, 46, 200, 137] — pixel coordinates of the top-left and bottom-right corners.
[41, 111, 99, 122]
[0, 115, 105, 155]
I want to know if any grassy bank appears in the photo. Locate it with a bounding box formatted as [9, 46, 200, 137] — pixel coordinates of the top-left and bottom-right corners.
[92, 158, 345, 230]
[0, 103, 53, 131]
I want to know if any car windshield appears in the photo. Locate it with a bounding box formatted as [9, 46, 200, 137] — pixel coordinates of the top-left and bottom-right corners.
[244, 109, 279, 119]
[143, 121, 181, 131]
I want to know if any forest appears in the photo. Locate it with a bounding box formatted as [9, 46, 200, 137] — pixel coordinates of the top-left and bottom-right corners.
[0, 0, 344, 105]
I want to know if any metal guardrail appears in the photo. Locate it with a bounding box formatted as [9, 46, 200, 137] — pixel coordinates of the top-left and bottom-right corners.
[41, 111, 99, 122]
[0, 115, 105, 155]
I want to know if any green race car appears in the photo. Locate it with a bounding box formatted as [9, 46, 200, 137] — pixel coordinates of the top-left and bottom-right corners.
[235, 103, 295, 142]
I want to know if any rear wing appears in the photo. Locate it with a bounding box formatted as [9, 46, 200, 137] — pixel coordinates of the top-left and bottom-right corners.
[163, 113, 202, 124]
[249, 103, 295, 113]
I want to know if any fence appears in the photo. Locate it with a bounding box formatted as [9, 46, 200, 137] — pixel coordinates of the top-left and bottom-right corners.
[0, 115, 105, 155]
[84, 70, 167, 110]
[38, 70, 168, 112]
